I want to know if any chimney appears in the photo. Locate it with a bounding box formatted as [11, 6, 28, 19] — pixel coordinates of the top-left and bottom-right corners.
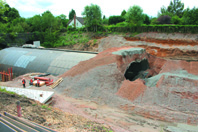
[74, 14, 76, 27]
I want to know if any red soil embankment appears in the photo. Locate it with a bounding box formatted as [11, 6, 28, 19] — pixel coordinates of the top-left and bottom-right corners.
[60, 46, 134, 77]
[125, 37, 198, 46]
[138, 45, 198, 57]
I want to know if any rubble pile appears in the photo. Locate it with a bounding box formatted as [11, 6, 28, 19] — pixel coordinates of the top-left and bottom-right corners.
[57, 45, 198, 124]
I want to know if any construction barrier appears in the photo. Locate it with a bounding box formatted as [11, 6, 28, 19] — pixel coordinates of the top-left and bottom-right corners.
[0, 67, 13, 82]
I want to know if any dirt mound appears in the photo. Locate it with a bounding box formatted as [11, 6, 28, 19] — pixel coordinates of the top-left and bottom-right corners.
[57, 46, 198, 124]
[98, 35, 126, 52]
[116, 79, 146, 102]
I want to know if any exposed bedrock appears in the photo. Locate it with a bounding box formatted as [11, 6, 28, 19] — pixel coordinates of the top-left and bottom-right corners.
[57, 46, 198, 124]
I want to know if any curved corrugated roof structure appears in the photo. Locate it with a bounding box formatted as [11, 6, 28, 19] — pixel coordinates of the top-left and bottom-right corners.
[0, 47, 96, 77]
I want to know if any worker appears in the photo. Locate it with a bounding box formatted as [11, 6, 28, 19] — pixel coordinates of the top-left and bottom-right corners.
[29, 78, 33, 85]
[22, 78, 26, 88]
[36, 79, 40, 87]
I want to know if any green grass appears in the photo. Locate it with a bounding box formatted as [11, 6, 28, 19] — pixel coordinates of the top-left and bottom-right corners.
[53, 32, 91, 47]
[41, 104, 51, 110]
[0, 87, 16, 95]
[0, 86, 26, 98]
[32, 103, 37, 106]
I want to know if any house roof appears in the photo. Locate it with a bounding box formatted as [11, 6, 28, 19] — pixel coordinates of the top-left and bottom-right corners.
[68, 17, 84, 25]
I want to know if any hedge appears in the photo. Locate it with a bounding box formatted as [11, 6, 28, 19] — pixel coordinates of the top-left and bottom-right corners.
[106, 25, 198, 33]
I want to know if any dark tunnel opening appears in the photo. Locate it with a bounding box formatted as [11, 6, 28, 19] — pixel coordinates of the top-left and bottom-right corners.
[0, 44, 7, 49]
[124, 59, 149, 81]
[26, 40, 34, 44]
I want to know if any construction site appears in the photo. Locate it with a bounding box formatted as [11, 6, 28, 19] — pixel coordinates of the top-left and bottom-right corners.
[0, 32, 198, 132]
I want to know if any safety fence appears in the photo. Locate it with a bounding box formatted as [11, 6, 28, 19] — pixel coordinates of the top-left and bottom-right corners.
[0, 67, 13, 82]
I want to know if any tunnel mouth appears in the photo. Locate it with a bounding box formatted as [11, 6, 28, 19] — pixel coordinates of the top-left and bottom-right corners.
[0, 44, 7, 49]
[124, 59, 149, 81]
[26, 40, 34, 44]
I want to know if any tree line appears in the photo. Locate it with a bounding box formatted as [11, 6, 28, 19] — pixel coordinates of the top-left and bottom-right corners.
[0, 0, 198, 47]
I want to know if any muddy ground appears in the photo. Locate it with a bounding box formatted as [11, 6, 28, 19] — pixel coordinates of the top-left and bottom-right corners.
[1, 32, 198, 132]
[0, 74, 112, 132]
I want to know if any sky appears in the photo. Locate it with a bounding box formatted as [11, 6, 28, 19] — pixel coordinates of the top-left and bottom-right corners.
[5, 0, 197, 18]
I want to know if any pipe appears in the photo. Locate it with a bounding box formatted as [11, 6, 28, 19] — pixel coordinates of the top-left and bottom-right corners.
[34, 77, 50, 81]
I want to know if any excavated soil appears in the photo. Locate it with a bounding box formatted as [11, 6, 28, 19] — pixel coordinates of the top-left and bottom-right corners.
[1, 32, 198, 132]
[56, 33, 198, 131]
[99, 33, 198, 61]
[0, 74, 112, 132]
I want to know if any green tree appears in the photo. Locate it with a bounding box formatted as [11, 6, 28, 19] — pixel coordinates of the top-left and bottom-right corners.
[57, 14, 68, 27]
[82, 4, 102, 32]
[103, 15, 106, 19]
[7, 7, 20, 22]
[29, 15, 43, 32]
[171, 15, 181, 24]
[125, 5, 144, 26]
[181, 7, 198, 25]
[151, 17, 159, 25]
[0, 0, 9, 22]
[42, 11, 59, 33]
[102, 18, 108, 25]
[69, 9, 76, 20]
[102, 15, 108, 25]
[143, 14, 150, 25]
[108, 16, 125, 25]
[121, 10, 126, 16]
[9, 17, 31, 33]
[167, 0, 184, 17]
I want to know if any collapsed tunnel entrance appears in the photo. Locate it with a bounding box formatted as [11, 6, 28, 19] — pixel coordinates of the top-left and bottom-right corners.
[26, 40, 34, 44]
[124, 59, 149, 81]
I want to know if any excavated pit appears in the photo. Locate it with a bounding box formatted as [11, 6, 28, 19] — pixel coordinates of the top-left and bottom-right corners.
[124, 59, 149, 81]
[57, 46, 198, 125]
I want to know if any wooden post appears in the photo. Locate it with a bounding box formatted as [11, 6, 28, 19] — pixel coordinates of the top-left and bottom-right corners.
[1, 72, 2, 81]
[5, 72, 7, 82]
[8, 68, 10, 81]
[11, 67, 13, 80]
[2, 71, 5, 82]
[16, 101, 22, 117]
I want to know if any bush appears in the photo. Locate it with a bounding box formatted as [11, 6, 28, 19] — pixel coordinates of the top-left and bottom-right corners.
[106, 25, 198, 33]
[108, 16, 125, 25]
[116, 22, 128, 27]
[171, 15, 181, 24]
[102, 18, 109, 25]
[157, 15, 171, 24]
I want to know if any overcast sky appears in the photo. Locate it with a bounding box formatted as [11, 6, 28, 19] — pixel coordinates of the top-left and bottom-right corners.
[5, 0, 197, 18]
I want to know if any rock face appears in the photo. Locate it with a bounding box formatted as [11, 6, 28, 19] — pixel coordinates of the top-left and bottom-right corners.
[57, 46, 198, 124]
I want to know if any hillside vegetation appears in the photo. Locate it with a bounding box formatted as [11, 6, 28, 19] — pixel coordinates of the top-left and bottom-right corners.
[0, 0, 198, 48]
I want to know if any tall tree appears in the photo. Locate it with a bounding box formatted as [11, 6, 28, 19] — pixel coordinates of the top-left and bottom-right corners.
[57, 14, 68, 27]
[0, 0, 9, 22]
[30, 15, 43, 32]
[82, 4, 102, 32]
[143, 14, 150, 25]
[103, 15, 106, 20]
[121, 10, 126, 16]
[42, 10, 59, 33]
[167, 0, 184, 17]
[69, 9, 76, 20]
[182, 7, 198, 25]
[125, 5, 144, 26]
[7, 7, 20, 22]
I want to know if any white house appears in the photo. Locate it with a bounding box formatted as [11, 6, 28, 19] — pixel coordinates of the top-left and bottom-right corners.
[68, 15, 84, 28]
